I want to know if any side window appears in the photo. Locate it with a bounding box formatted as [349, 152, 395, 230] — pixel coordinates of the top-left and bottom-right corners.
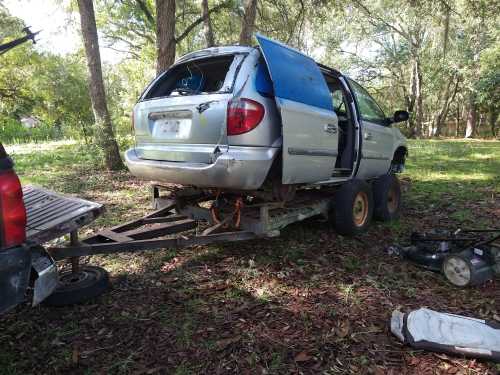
[331, 89, 345, 114]
[349, 79, 386, 124]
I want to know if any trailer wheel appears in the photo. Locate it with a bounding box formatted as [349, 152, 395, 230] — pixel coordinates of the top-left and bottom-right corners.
[44, 265, 110, 306]
[373, 174, 401, 221]
[333, 179, 373, 236]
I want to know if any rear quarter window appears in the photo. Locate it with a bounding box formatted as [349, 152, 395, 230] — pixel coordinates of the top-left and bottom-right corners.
[143, 55, 241, 100]
[255, 60, 273, 97]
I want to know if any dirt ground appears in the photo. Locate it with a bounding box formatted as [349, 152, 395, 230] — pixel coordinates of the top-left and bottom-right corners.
[1, 140, 499, 374]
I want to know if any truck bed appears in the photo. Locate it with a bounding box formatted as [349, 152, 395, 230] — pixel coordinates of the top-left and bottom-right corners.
[23, 186, 104, 246]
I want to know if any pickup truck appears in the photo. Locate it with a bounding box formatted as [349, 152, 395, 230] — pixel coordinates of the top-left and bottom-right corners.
[0, 29, 107, 314]
[0, 143, 104, 314]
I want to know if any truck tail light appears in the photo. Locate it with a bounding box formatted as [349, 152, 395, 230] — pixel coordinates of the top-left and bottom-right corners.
[0, 170, 26, 248]
[227, 98, 265, 136]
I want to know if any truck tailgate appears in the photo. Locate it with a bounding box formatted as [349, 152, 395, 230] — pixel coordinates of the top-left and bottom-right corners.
[23, 186, 104, 245]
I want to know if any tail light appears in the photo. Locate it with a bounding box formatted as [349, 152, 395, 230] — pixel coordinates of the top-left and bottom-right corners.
[227, 98, 265, 136]
[0, 170, 26, 248]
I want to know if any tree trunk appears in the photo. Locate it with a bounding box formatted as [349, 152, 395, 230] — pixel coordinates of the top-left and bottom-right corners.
[433, 75, 459, 137]
[414, 58, 424, 138]
[489, 107, 499, 137]
[477, 113, 485, 136]
[77, 0, 123, 170]
[455, 102, 461, 137]
[156, 0, 176, 75]
[202, 0, 215, 47]
[465, 95, 477, 138]
[239, 0, 257, 46]
[408, 57, 423, 138]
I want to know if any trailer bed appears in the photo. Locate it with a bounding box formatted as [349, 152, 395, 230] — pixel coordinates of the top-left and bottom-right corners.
[24, 186, 104, 246]
[46, 186, 335, 260]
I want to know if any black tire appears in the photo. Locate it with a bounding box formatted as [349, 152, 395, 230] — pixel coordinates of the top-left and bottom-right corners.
[333, 179, 373, 236]
[44, 265, 110, 306]
[373, 174, 401, 221]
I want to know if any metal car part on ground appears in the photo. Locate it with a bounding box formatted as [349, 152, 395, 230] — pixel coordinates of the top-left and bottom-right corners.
[391, 308, 500, 363]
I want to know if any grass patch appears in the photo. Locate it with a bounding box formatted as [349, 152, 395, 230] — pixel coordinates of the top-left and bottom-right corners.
[403, 139, 500, 207]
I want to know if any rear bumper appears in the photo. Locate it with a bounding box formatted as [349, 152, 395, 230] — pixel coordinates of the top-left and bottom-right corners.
[125, 146, 279, 190]
[0, 246, 30, 314]
[0, 246, 58, 314]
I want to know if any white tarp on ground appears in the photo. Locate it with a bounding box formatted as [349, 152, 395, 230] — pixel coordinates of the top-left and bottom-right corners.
[391, 308, 500, 362]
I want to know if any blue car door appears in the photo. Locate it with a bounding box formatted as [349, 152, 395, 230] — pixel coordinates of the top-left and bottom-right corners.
[256, 34, 339, 184]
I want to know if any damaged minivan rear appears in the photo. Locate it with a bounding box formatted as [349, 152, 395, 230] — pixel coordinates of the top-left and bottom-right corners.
[125, 45, 281, 190]
[126, 34, 408, 196]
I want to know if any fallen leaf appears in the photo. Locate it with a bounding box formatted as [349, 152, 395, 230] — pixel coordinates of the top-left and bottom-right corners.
[216, 336, 241, 351]
[294, 351, 312, 362]
[337, 321, 351, 338]
[72, 346, 79, 365]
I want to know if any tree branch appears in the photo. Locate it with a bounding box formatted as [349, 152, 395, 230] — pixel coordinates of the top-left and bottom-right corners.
[135, 0, 155, 26]
[350, 0, 411, 42]
[174, 0, 232, 44]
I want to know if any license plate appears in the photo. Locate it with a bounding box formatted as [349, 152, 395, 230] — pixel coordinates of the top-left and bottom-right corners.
[154, 118, 191, 139]
[158, 119, 180, 134]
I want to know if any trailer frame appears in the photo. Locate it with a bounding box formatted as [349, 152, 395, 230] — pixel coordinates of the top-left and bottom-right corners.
[47, 185, 336, 261]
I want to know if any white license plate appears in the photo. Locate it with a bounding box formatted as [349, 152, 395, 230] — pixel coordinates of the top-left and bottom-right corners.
[154, 118, 191, 139]
[158, 119, 180, 133]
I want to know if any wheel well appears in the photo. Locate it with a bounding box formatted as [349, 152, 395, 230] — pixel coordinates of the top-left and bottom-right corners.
[391, 146, 407, 172]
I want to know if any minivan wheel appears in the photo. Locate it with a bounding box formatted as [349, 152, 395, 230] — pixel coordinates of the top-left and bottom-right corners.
[333, 179, 373, 236]
[373, 174, 401, 221]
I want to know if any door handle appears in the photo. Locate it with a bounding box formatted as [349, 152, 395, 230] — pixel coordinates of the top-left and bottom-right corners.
[364, 132, 373, 140]
[324, 123, 337, 134]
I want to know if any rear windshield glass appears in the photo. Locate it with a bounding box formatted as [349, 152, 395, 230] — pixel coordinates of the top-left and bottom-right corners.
[143, 55, 237, 100]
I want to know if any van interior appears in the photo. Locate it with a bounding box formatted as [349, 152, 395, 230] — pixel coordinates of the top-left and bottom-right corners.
[143, 55, 235, 100]
[323, 73, 357, 176]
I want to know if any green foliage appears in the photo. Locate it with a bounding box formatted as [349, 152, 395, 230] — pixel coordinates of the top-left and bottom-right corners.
[0, 117, 59, 143]
[476, 45, 500, 110]
[1, 0, 499, 144]
[0, 7, 94, 144]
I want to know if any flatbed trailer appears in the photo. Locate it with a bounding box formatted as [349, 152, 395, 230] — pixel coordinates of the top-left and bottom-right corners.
[33, 184, 338, 306]
[47, 185, 335, 260]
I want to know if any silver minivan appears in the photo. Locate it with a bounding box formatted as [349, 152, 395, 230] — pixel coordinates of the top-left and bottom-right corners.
[125, 34, 408, 196]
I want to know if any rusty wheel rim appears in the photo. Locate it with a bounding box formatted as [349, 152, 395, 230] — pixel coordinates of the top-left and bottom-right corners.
[387, 184, 399, 213]
[353, 191, 369, 227]
[59, 270, 91, 286]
